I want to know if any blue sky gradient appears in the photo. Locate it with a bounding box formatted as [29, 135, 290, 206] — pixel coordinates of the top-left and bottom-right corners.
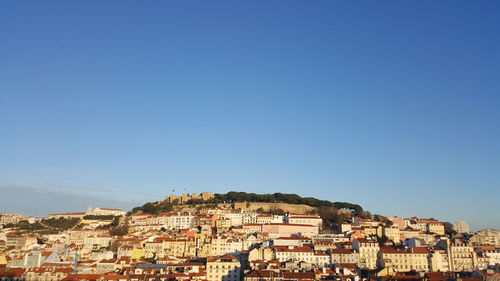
[1, 1, 499, 230]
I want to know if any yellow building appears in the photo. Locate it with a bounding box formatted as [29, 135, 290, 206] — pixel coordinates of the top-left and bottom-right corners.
[0, 253, 8, 265]
[132, 247, 145, 260]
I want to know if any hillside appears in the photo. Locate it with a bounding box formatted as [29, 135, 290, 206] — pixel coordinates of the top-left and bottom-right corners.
[129, 192, 364, 226]
[130, 192, 362, 213]
[183, 192, 363, 212]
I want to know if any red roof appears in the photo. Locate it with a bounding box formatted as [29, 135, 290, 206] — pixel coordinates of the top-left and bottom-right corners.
[61, 274, 101, 281]
[411, 247, 431, 254]
[380, 246, 407, 254]
[274, 245, 313, 252]
[331, 248, 355, 254]
[265, 223, 316, 227]
[337, 263, 359, 270]
[0, 268, 26, 278]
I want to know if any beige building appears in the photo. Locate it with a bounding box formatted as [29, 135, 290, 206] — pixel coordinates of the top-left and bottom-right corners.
[207, 255, 241, 281]
[248, 247, 274, 261]
[427, 221, 445, 235]
[160, 237, 197, 257]
[216, 218, 231, 231]
[429, 248, 450, 272]
[273, 245, 329, 266]
[255, 214, 273, 225]
[330, 248, 359, 264]
[454, 221, 471, 234]
[83, 235, 112, 250]
[379, 246, 430, 272]
[210, 237, 243, 256]
[353, 239, 379, 270]
[439, 240, 477, 271]
[470, 229, 500, 247]
[383, 226, 401, 243]
[450, 243, 476, 271]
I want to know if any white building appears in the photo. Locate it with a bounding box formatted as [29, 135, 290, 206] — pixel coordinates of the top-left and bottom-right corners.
[286, 214, 323, 229]
[218, 209, 244, 227]
[87, 207, 126, 217]
[273, 245, 330, 266]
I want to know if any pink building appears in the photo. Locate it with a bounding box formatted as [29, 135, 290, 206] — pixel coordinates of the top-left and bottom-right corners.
[262, 223, 318, 238]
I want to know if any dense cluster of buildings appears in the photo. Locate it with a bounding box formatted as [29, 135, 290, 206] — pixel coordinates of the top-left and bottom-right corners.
[0, 203, 499, 281]
[0, 213, 36, 226]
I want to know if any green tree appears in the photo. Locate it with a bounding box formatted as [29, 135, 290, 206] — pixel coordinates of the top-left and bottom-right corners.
[377, 234, 389, 246]
[142, 202, 158, 214]
[268, 208, 285, 215]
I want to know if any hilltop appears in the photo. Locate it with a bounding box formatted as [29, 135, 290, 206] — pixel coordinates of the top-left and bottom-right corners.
[129, 191, 366, 227]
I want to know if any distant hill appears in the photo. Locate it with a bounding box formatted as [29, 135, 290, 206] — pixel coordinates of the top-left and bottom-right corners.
[184, 192, 363, 212]
[129, 191, 362, 215]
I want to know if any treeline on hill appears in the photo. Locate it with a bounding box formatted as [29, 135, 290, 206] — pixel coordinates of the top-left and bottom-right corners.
[83, 215, 119, 220]
[128, 192, 364, 227]
[128, 201, 174, 216]
[185, 192, 363, 212]
[7, 217, 81, 234]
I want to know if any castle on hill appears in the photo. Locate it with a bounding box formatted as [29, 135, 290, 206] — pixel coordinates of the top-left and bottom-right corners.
[165, 192, 214, 204]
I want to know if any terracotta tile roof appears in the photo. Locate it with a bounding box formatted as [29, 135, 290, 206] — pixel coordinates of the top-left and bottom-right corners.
[274, 245, 313, 252]
[61, 274, 101, 281]
[337, 263, 359, 270]
[410, 247, 430, 254]
[245, 270, 277, 278]
[282, 271, 315, 279]
[331, 248, 355, 254]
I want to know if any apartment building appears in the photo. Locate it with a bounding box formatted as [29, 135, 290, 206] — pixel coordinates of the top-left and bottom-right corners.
[378, 246, 430, 272]
[353, 239, 380, 270]
[286, 214, 323, 230]
[207, 256, 241, 281]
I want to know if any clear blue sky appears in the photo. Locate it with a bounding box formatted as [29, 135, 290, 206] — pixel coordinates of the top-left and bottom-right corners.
[1, 1, 499, 231]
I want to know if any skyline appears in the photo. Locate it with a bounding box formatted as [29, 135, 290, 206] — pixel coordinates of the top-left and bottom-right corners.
[1, 1, 500, 231]
[0, 182, 495, 232]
